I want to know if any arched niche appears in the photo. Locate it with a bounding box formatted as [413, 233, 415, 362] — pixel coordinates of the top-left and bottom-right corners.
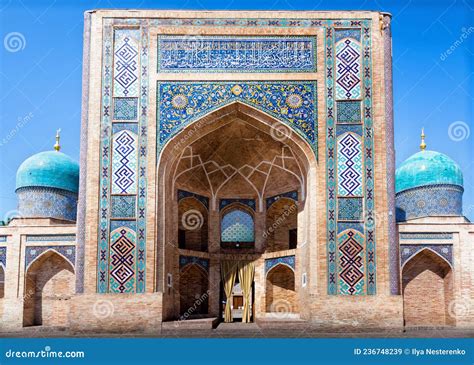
[402, 248, 454, 327]
[23, 250, 74, 327]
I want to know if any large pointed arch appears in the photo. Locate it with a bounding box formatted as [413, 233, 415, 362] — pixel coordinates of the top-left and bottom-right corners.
[155, 102, 318, 321]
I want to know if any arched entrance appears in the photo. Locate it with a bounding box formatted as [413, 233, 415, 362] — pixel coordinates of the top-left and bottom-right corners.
[156, 103, 316, 322]
[23, 250, 74, 327]
[179, 263, 209, 317]
[266, 264, 298, 315]
[402, 248, 454, 327]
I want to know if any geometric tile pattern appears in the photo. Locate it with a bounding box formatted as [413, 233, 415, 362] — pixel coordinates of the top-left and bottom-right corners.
[327, 25, 376, 295]
[97, 17, 376, 297]
[0, 247, 6, 268]
[25, 245, 75, 270]
[337, 230, 365, 295]
[399, 232, 453, 240]
[400, 244, 453, 268]
[111, 195, 136, 218]
[109, 227, 136, 293]
[266, 190, 298, 209]
[111, 130, 138, 194]
[337, 101, 361, 124]
[337, 133, 363, 196]
[265, 255, 295, 275]
[98, 24, 148, 293]
[114, 30, 139, 97]
[26, 235, 76, 242]
[220, 199, 256, 211]
[221, 209, 255, 243]
[396, 184, 463, 222]
[157, 81, 317, 152]
[113, 97, 138, 120]
[17, 187, 78, 222]
[337, 197, 363, 221]
[158, 36, 316, 73]
[179, 255, 210, 273]
[335, 35, 361, 100]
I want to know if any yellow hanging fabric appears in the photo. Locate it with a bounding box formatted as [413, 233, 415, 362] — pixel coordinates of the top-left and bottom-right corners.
[220, 261, 237, 323]
[238, 261, 255, 323]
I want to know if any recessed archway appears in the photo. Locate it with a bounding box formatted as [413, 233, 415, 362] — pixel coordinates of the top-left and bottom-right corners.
[179, 264, 209, 317]
[402, 248, 454, 327]
[156, 102, 317, 321]
[266, 264, 298, 315]
[23, 250, 74, 327]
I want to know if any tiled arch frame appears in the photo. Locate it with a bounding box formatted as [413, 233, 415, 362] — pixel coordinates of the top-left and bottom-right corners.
[95, 16, 377, 296]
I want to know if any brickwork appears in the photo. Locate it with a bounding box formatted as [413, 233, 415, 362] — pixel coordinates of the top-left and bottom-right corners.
[402, 249, 452, 327]
[23, 251, 74, 326]
[266, 264, 298, 313]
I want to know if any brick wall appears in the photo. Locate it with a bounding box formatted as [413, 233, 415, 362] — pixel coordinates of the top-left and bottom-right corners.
[402, 249, 452, 327]
[266, 264, 298, 313]
[23, 252, 74, 327]
[179, 264, 209, 316]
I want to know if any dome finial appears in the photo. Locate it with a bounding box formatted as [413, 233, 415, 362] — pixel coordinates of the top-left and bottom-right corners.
[420, 128, 426, 151]
[54, 129, 61, 152]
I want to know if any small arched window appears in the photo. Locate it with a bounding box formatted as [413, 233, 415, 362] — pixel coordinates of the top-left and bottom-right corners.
[221, 208, 255, 246]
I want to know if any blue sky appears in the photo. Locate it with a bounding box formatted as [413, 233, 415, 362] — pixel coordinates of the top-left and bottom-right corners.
[0, 0, 473, 220]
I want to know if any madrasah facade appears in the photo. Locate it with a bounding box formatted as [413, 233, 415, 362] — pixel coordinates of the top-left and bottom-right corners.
[0, 10, 472, 334]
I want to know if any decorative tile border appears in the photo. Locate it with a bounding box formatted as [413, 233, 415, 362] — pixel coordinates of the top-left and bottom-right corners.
[265, 255, 295, 275]
[400, 232, 453, 240]
[25, 245, 75, 269]
[327, 22, 376, 295]
[0, 247, 6, 268]
[400, 244, 453, 267]
[266, 191, 298, 209]
[179, 255, 209, 273]
[97, 22, 148, 293]
[158, 35, 317, 73]
[157, 81, 317, 153]
[178, 190, 209, 210]
[220, 198, 256, 211]
[26, 235, 76, 242]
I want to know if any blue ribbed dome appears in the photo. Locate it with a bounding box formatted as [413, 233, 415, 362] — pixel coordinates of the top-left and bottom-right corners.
[395, 150, 463, 194]
[16, 151, 79, 193]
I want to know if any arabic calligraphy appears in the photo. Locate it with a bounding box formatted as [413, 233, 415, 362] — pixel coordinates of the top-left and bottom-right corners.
[158, 36, 316, 72]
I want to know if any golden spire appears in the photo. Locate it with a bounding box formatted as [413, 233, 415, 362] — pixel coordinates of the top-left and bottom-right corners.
[420, 128, 426, 151]
[54, 129, 61, 151]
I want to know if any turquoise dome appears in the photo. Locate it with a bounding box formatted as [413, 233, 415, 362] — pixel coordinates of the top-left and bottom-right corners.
[16, 151, 79, 193]
[395, 150, 463, 193]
